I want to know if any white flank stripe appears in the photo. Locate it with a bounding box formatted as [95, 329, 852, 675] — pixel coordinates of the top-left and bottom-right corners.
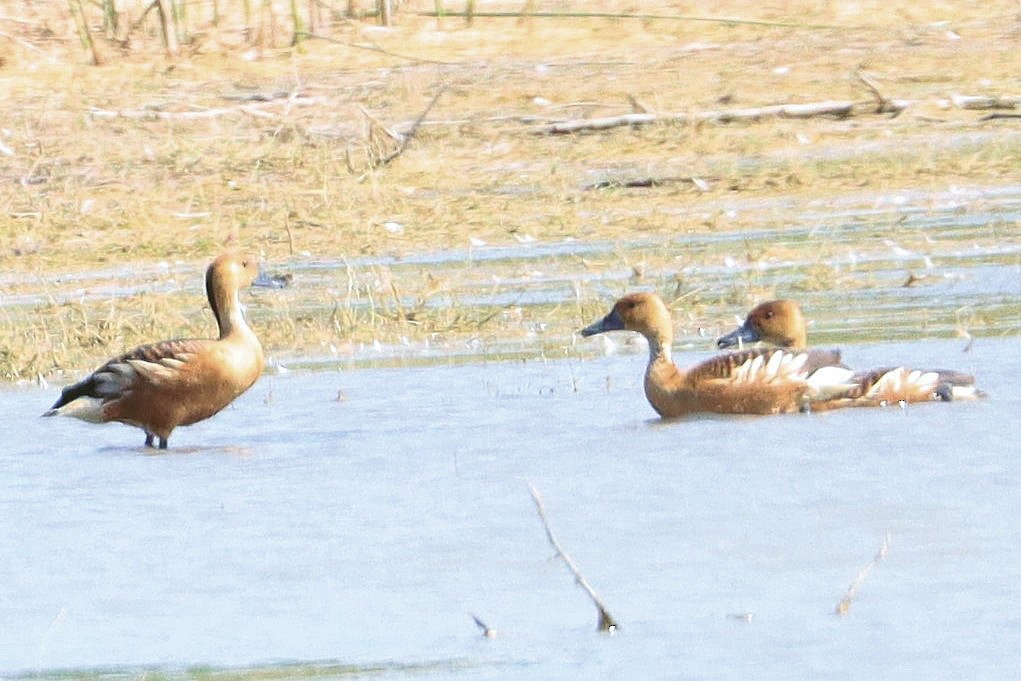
[764, 351, 784, 381]
[806, 366, 857, 400]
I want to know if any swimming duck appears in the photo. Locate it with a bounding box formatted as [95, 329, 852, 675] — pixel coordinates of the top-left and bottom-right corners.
[580, 292, 857, 417]
[716, 299, 981, 405]
[44, 252, 270, 448]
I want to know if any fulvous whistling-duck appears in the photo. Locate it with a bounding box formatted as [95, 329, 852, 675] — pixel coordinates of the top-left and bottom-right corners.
[44, 252, 272, 448]
[581, 292, 857, 417]
[717, 299, 982, 405]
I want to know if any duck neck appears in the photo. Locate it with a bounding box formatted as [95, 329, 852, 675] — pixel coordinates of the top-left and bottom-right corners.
[772, 327, 806, 350]
[642, 328, 688, 417]
[210, 282, 251, 340]
[646, 331, 673, 366]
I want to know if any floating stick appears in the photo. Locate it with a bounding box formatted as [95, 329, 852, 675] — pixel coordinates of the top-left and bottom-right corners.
[470, 613, 497, 639]
[835, 533, 891, 616]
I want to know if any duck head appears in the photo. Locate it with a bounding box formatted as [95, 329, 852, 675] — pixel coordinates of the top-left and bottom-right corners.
[717, 299, 807, 349]
[205, 252, 280, 338]
[581, 292, 674, 348]
[206, 252, 263, 298]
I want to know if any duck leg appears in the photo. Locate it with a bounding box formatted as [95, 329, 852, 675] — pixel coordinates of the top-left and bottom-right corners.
[144, 432, 170, 449]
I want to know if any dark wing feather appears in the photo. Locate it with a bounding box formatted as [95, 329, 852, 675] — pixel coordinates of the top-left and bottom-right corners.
[49, 338, 205, 409]
[847, 367, 897, 400]
[927, 369, 975, 387]
[49, 374, 102, 410]
[802, 348, 845, 374]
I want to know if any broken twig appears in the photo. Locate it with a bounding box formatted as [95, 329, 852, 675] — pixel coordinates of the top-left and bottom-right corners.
[854, 69, 906, 115]
[470, 613, 497, 638]
[367, 85, 448, 168]
[527, 482, 618, 632]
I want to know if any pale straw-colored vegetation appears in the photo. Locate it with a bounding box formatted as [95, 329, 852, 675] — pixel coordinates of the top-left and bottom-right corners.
[1, 0, 1019, 380]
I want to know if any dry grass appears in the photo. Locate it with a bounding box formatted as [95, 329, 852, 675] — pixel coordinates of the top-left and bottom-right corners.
[2, 0, 1019, 380]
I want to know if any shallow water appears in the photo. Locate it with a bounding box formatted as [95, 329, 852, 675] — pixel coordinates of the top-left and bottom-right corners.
[3, 334, 1020, 680]
[4, 183, 1020, 679]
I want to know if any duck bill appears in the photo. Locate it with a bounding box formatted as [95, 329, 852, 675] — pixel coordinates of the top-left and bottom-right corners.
[716, 323, 760, 348]
[580, 309, 625, 337]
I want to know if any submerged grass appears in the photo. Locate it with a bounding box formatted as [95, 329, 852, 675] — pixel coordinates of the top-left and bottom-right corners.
[2, 0, 1020, 380]
[11, 655, 479, 681]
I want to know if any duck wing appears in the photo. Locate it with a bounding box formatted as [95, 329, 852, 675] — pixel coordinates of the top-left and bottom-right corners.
[47, 339, 206, 411]
[695, 348, 860, 405]
[689, 348, 846, 384]
[848, 366, 980, 403]
[665, 348, 852, 415]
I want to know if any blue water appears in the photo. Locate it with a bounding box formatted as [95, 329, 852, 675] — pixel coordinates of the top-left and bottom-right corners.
[2, 334, 1019, 680]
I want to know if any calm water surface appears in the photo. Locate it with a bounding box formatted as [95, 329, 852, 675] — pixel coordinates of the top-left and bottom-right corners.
[2, 335, 1019, 680]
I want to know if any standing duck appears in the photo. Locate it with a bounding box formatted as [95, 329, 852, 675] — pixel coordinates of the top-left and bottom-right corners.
[580, 292, 857, 417]
[716, 299, 981, 405]
[44, 252, 270, 449]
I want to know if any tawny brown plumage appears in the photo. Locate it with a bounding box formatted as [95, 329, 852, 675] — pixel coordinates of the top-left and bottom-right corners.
[44, 252, 267, 448]
[716, 299, 982, 405]
[581, 293, 855, 418]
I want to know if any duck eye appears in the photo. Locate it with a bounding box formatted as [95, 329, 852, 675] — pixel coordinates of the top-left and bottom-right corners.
[764, 310, 774, 319]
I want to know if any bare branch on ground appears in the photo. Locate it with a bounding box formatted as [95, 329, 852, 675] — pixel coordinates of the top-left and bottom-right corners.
[950, 94, 1021, 110]
[978, 112, 1021, 121]
[87, 96, 325, 121]
[584, 175, 715, 191]
[854, 69, 907, 115]
[297, 31, 455, 65]
[362, 84, 448, 169]
[535, 100, 859, 134]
